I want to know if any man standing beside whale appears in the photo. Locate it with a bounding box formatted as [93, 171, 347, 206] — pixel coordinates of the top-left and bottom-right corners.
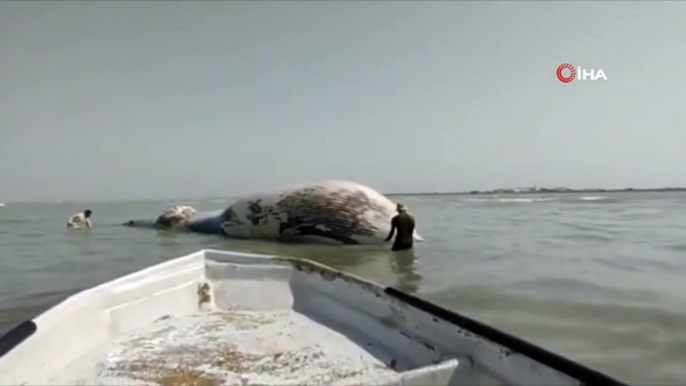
[386, 203, 415, 251]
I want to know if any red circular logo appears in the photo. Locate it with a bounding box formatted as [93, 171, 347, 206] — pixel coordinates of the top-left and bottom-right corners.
[557, 63, 576, 83]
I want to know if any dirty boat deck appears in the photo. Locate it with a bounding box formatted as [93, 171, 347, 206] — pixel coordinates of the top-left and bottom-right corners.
[0, 250, 628, 386]
[90, 309, 401, 385]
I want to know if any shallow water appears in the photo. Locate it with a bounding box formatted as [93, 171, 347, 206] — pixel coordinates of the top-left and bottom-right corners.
[1, 192, 685, 384]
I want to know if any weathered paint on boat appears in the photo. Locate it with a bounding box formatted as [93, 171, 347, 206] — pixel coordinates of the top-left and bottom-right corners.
[0, 249, 627, 385]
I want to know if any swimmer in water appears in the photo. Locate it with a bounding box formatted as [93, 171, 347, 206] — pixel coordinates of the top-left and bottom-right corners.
[67, 209, 92, 229]
[385, 203, 415, 251]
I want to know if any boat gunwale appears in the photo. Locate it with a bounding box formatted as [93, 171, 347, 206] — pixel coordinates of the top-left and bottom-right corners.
[0, 249, 628, 386]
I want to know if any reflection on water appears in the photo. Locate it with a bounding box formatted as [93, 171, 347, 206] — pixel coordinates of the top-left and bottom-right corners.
[197, 236, 424, 294]
[388, 249, 422, 293]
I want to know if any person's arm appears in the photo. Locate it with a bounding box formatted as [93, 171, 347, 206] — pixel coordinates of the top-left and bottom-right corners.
[85, 218, 92, 228]
[385, 217, 397, 241]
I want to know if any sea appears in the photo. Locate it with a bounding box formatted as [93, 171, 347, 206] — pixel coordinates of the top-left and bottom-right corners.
[1, 192, 685, 384]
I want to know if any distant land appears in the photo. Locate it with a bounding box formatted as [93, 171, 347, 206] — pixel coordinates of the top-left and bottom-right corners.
[4, 186, 686, 204]
[386, 186, 686, 196]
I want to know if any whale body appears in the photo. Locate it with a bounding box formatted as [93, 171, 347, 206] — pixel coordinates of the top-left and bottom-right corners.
[124, 180, 422, 245]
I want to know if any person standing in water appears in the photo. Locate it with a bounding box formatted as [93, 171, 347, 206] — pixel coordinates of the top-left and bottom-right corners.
[385, 203, 415, 251]
[67, 209, 93, 229]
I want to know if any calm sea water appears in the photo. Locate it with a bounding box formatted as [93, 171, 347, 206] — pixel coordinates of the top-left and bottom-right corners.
[1, 192, 685, 384]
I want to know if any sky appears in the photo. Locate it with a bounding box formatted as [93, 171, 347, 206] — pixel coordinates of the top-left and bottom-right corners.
[1, 1, 685, 201]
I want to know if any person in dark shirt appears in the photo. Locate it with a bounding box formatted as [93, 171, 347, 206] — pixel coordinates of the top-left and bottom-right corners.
[385, 203, 415, 251]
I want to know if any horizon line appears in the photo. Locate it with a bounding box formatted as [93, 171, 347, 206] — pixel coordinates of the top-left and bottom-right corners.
[3, 186, 686, 205]
[385, 186, 686, 196]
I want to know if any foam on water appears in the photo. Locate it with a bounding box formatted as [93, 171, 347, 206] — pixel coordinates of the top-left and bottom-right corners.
[496, 197, 552, 203]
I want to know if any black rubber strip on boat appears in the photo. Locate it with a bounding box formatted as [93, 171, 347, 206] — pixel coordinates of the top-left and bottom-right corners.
[0, 320, 37, 358]
[384, 287, 628, 386]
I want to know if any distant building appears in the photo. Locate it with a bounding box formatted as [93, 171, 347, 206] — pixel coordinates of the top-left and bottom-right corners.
[513, 186, 540, 193]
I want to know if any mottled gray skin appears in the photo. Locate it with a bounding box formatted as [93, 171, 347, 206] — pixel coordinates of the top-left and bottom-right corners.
[219, 181, 422, 245]
[123, 209, 225, 235]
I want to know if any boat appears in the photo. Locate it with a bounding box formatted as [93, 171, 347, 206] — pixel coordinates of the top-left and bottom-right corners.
[0, 249, 628, 385]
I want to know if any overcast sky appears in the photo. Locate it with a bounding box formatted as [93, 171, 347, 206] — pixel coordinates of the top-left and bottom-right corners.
[1, 1, 685, 201]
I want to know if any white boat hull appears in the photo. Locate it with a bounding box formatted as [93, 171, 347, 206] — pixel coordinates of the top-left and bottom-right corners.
[0, 250, 626, 386]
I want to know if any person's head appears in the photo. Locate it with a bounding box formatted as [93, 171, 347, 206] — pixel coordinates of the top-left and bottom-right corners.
[396, 203, 407, 213]
[84, 209, 92, 218]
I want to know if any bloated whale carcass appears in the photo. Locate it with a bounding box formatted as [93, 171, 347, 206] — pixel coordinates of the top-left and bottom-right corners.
[124, 180, 423, 245]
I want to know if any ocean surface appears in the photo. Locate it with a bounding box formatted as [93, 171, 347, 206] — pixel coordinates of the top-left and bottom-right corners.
[1, 192, 685, 384]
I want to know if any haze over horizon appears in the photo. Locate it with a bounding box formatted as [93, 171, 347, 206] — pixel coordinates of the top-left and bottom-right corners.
[2, 1, 685, 202]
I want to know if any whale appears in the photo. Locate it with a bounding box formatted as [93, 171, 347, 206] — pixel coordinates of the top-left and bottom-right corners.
[124, 180, 423, 245]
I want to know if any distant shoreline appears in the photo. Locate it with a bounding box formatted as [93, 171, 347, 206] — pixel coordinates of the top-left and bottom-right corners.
[386, 187, 686, 197]
[4, 187, 685, 204]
